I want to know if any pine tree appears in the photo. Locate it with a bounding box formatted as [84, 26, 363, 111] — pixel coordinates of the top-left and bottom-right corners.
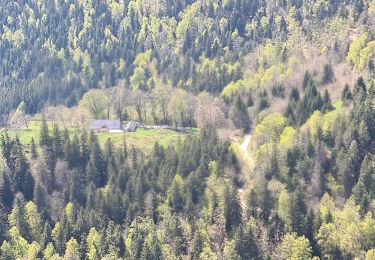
[33, 182, 48, 212]
[86, 157, 101, 187]
[247, 189, 258, 219]
[64, 237, 81, 260]
[322, 89, 333, 112]
[321, 64, 334, 85]
[342, 84, 352, 102]
[257, 180, 272, 223]
[51, 222, 66, 255]
[87, 133, 106, 187]
[80, 131, 90, 167]
[0, 171, 13, 208]
[303, 71, 312, 89]
[52, 123, 63, 159]
[247, 94, 254, 107]
[224, 184, 242, 234]
[369, 59, 374, 76]
[230, 95, 251, 132]
[70, 135, 81, 168]
[235, 224, 259, 259]
[39, 117, 50, 147]
[30, 137, 38, 159]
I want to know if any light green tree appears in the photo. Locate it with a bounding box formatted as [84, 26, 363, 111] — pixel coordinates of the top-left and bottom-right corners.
[64, 238, 80, 260]
[277, 232, 312, 260]
[0, 226, 31, 258]
[24, 201, 43, 242]
[78, 89, 109, 119]
[254, 112, 288, 141]
[86, 228, 100, 260]
[167, 174, 186, 213]
[366, 248, 375, 260]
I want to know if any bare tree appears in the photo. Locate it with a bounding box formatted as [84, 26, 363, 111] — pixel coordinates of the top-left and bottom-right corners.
[133, 90, 147, 123]
[186, 92, 197, 128]
[168, 89, 188, 128]
[149, 92, 158, 124]
[194, 92, 226, 129]
[55, 160, 71, 192]
[49, 191, 64, 222]
[112, 87, 132, 121]
[69, 106, 91, 130]
[154, 83, 172, 124]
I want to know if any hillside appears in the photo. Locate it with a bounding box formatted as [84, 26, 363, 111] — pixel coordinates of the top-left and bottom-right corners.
[1, 0, 375, 259]
[1, 0, 375, 125]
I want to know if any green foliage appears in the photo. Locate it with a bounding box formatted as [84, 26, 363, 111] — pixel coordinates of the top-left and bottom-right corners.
[254, 112, 287, 141]
[167, 175, 186, 213]
[277, 232, 312, 260]
[79, 89, 109, 119]
[347, 32, 375, 69]
[0, 0, 375, 258]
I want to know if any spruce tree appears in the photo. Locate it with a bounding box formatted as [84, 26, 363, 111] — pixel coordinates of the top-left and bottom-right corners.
[342, 84, 352, 102]
[52, 123, 63, 159]
[39, 117, 51, 147]
[224, 184, 242, 234]
[322, 89, 333, 112]
[0, 171, 13, 208]
[235, 224, 259, 259]
[230, 95, 251, 132]
[30, 137, 38, 159]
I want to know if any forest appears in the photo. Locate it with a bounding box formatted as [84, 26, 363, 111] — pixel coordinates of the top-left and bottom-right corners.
[1, 0, 375, 259]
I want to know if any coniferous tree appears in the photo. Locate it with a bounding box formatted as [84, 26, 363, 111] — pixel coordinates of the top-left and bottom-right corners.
[52, 124, 63, 159]
[342, 84, 352, 102]
[30, 137, 38, 159]
[322, 89, 333, 112]
[224, 184, 242, 234]
[230, 95, 251, 132]
[303, 71, 312, 89]
[296, 81, 324, 125]
[235, 224, 259, 259]
[321, 64, 334, 85]
[80, 131, 90, 167]
[39, 117, 51, 148]
[0, 171, 13, 208]
[70, 135, 81, 169]
[33, 182, 48, 211]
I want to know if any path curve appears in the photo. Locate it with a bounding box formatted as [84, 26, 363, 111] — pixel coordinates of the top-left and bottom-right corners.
[239, 134, 252, 160]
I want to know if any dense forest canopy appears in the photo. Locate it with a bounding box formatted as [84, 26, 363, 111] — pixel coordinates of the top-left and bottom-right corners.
[1, 0, 375, 259]
[1, 0, 375, 124]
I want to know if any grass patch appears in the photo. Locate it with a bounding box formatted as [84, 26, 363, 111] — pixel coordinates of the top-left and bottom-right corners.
[96, 128, 185, 153]
[3, 122, 186, 154]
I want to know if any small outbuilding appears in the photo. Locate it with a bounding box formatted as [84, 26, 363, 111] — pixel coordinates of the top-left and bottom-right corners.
[124, 121, 139, 132]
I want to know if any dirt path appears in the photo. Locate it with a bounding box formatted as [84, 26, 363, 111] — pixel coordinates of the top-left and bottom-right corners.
[235, 134, 253, 214]
[239, 134, 252, 159]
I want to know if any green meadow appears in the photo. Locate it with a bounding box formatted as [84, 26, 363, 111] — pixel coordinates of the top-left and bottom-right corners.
[2, 121, 187, 154]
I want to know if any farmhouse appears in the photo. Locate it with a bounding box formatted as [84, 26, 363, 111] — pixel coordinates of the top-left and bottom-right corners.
[90, 120, 123, 133]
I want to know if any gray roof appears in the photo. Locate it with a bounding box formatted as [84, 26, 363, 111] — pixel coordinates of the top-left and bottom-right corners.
[124, 121, 138, 131]
[91, 120, 122, 130]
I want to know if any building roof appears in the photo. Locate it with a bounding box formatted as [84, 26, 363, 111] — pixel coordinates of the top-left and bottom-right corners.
[124, 121, 138, 131]
[91, 120, 122, 130]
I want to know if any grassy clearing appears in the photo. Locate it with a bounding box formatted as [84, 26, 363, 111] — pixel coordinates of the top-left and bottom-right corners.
[2, 121, 186, 154]
[96, 128, 185, 153]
